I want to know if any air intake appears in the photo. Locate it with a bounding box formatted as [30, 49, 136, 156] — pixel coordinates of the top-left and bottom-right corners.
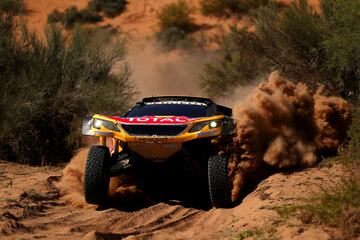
[121, 125, 188, 136]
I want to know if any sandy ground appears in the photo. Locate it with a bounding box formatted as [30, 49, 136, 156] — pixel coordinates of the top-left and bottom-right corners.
[0, 159, 343, 239]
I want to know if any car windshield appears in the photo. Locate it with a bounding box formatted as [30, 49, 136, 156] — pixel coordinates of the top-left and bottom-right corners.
[124, 103, 210, 118]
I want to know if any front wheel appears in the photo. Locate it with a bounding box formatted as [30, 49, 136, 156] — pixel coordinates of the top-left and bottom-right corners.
[208, 154, 232, 208]
[84, 146, 111, 205]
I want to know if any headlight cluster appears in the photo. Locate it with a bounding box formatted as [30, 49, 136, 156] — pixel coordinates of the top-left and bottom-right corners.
[93, 119, 120, 132]
[189, 120, 222, 133]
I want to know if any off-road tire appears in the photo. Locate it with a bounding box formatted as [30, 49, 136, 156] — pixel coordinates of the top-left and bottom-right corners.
[208, 154, 232, 208]
[84, 146, 110, 205]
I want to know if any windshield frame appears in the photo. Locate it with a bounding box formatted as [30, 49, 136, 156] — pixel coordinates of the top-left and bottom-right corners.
[123, 102, 214, 118]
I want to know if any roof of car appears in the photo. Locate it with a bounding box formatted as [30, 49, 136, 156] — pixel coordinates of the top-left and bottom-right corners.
[138, 96, 232, 117]
[141, 96, 214, 104]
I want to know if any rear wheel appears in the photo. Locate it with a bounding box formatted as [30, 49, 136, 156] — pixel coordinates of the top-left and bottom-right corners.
[84, 146, 110, 205]
[208, 154, 232, 208]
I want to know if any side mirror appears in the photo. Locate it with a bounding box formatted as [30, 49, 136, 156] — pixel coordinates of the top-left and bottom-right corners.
[216, 104, 232, 117]
[82, 117, 94, 136]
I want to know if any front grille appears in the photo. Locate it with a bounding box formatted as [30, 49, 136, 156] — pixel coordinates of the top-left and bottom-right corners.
[121, 124, 188, 136]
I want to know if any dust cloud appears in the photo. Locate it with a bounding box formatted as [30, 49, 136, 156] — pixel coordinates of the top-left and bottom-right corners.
[55, 147, 142, 208]
[215, 84, 259, 108]
[228, 71, 351, 201]
[125, 39, 214, 98]
[125, 38, 254, 107]
[55, 148, 90, 208]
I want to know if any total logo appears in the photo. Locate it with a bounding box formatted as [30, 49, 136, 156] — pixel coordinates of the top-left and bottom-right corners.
[109, 116, 192, 125]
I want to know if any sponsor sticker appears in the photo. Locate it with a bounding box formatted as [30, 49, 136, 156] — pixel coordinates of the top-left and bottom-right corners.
[109, 116, 192, 125]
[135, 137, 169, 143]
[197, 130, 217, 137]
[94, 131, 113, 136]
[144, 101, 207, 106]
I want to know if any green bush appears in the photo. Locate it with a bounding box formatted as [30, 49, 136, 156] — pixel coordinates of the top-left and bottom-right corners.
[83, 24, 119, 45]
[79, 8, 103, 23]
[47, 9, 64, 23]
[201, 26, 270, 97]
[302, 175, 360, 239]
[48, 0, 127, 28]
[157, 0, 197, 49]
[156, 27, 190, 50]
[89, 0, 127, 18]
[0, 12, 135, 165]
[200, 0, 269, 17]
[48, 6, 102, 29]
[0, 0, 23, 15]
[62, 6, 82, 29]
[158, 0, 196, 33]
[348, 103, 360, 159]
[201, 0, 360, 101]
[200, 0, 230, 16]
[276, 174, 360, 239]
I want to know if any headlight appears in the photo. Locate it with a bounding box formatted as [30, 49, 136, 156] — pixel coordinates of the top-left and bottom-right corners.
[209, 120, 219, 128]
[82, 117, 94, 136]
[93, 119, 102, 129]
[189, 120, 222, 133]
[93, 118, 120, 132]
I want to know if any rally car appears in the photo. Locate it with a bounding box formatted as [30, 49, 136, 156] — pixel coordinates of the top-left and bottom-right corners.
[82, 96, 235, 208]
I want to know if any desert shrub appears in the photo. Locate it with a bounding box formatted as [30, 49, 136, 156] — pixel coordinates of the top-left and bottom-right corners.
[47, 9, 64, 23]
[320, 0, 360, 100]
[201, 0, 360, 101]
[200, 0, 233, 16]
[0, 12, 134, 164]
[84, 24, 118, 45]
[0, 0, 23, 15]
[89, 0, 127, 18]
[303, 175, 360, 239]
[61, 6, 82, 29]
[201, 27, 270, 97]
[158, 0, 196, 33]
[156, 27, 188, 50]
[48, 0, 127, 28]
[157, 0, 197, 49]
[237, 229, 264, 240]
[276, 174, 360, 239]
[79, 8, 103, 23]
[348, 103, 360, 159]
[200, 0, 269, 17]
[48, 6, 102, 29]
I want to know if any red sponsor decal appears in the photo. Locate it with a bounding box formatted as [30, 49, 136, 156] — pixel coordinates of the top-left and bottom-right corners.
[108, 116, 193, 125]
